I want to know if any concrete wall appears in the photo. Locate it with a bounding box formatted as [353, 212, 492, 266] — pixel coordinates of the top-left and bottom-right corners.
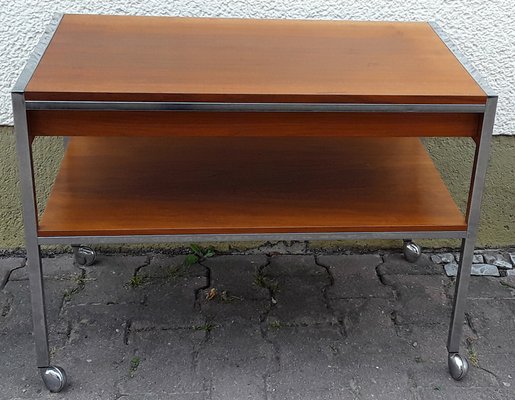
[1, 1, 514, 250]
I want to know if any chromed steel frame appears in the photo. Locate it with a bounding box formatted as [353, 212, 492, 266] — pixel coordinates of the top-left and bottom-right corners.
[12, 13, 63, 370]
[12, 16, 496, 381]
[429, 21, 498, 356]
[25, 100, 485, 113]
[37, 230, 467, 245]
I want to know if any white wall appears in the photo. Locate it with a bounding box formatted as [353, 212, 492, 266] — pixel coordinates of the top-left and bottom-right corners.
[1, 0, 513, 134]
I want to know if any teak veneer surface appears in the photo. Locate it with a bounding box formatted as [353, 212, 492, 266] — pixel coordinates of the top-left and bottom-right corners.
[27, 110, 482, 138]
[38, 136, 466, 237]
[26, 14, 485, 104]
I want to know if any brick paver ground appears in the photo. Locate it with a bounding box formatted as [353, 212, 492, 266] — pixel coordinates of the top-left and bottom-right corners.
[1, 251, 515, 399]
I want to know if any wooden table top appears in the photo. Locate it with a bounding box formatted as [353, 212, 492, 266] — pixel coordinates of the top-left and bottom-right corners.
[26, 14, 485, 104]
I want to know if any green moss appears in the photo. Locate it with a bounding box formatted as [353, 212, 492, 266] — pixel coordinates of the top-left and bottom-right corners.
[127, 274, 148, 288]
[129, 356, 140, 377]
[423, 136, 515, 248]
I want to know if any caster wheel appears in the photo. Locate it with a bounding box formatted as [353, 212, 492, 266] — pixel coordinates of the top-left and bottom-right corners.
[73, 246, 96, 266]
[403, 240, 421, 262]
[40, 366, 67, 393]
[448, 353, 469, 381]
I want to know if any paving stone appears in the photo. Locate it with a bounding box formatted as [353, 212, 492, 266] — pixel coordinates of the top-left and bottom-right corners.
[0, 287, 13, 319]
[331, 298, 410, 355]
[201, 296, 269, 327]
[466, 299, 515, 354]
[0, 257, 24, 289]
[439, 253, 455, 264]
[336, 376, 414, 400]
[0, 279, 84, 398]
[431, 254, 442, 264]
[266, 325, 352, 399]
[204, 255, 268, 300]
[264, 255, 335, 325]
[445, 262, 500, 277]
[329, 355, 415, 400]
[198, 322, 272, 400]
[1, 280, 76, 337]
[59, 294, 206, 397]
[8, 394, 119, 400]
[381, 275, 451, 325]
[132, 277, 206, 330]
[318, 254, 392, 299]
[396, 324, 459, 364]
[506, 270, 515, 276]
[265, 255, 325, 280]
[61, 304, 132, 347]
[3, 253, 515, 399]
[267, 324, 415, 399]
[118, 395, 208, 400]
[119, 257, 206, 329]
[493, 259, 513, 270]
[397, 324, 499, 390]
[267, 388, 350, 400]
[0, 326, 45, 399]
[437, 363, 498, 391]
[1, 325, 121, 400]
[63, 255, 206, 329]
[8, 266, 26, 281]
[444, 262, 458, 277]
[8, 396, 118, 400]
[200, 255, 271, 325]
[471, 353, 515, 388]
[248, 240, 308, 255]
[117, 328, 206, 397]
[50, 316, 129, 400]
[455, 253, 484, 264]
[380, 254, 443, 276]
[416, 388, 511, 400]
[9, 255, 81, 281]
[484, 252, 503, 265]
[453, 277, 515, 300]
[116, 394, 208, 400]
[473, 254, 485, 264]
[68, 255, 148, 306]
[139, 254, 206, 280]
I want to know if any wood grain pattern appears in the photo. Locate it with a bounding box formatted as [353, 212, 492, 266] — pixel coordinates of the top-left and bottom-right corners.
[26, 15, 486, 104]
[38, 136, 466, 237]
[27, 110, 481, 138]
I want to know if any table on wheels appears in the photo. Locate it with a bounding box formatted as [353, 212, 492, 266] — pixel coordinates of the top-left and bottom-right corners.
[12, 14, 496, 392]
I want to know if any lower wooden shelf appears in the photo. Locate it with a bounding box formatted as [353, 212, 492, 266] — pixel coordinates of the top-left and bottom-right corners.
[38, 136, 466, 237]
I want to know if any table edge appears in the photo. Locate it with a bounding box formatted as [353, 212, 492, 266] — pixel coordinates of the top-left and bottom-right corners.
[12, 13, 63, 94]
[428, 21, 496, 98]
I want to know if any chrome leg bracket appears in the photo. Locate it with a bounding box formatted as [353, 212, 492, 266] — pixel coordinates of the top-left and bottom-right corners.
[446, 96, 497, 380]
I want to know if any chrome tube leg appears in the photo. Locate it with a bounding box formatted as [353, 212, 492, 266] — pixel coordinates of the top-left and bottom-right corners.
[13, 92, 50, 367]
[13, 92, 67, 392]
[27, 244, 50, 367]
[447, 238, 473, 380]
[446, 96, 497, 380]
